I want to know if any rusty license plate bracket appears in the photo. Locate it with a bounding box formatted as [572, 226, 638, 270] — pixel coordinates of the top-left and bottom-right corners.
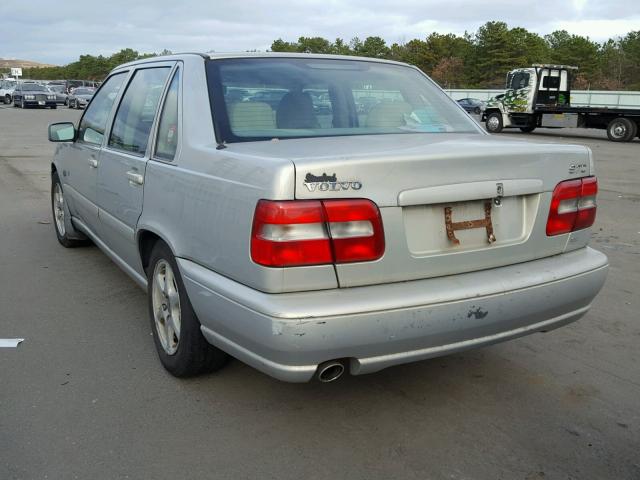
[444, 201, 496, 246]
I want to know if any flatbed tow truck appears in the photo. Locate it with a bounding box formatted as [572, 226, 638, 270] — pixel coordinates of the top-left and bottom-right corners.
[482, 64, 640, 142]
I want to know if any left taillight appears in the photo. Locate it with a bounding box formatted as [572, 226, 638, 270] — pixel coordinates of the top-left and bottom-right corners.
[251, 199, 385, 267]
[546, 176, 598, 236]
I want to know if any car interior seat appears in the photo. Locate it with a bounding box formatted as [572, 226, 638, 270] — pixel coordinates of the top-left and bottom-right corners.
[365, 101, 412, 128]
[228, 102, 276, 131]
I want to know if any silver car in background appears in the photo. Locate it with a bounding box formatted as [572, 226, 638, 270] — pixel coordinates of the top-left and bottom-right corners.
[48, 53, 608, 382]
[67, 86, 95, 109]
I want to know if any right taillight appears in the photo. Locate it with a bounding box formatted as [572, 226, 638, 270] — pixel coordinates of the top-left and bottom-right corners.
[251, 199, 385, 267]
[546, 176, 597, 236]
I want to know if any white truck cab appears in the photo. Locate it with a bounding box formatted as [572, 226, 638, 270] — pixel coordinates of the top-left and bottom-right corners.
[483, 64, 640, 142]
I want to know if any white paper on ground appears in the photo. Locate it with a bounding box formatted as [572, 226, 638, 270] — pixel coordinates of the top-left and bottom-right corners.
[0, 338, 24, 348]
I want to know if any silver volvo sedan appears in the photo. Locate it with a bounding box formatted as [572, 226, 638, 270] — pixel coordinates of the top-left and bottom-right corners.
[48, 53, 608, 382]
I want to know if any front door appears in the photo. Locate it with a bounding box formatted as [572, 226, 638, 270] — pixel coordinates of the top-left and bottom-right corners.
[62, 72, 128, 235]
[97, 65, 173, 274]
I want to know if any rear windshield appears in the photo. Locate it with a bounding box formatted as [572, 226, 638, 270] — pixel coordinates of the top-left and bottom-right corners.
[206, 57, 478, 143]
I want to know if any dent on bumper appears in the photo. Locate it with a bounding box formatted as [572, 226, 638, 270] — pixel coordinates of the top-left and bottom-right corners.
[179, 247, 608, 382]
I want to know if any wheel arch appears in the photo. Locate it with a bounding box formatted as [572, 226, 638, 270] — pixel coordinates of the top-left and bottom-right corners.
[484, 107, 502, 116]
[482, 107, 502, 122]
[137, 228, 177, 276]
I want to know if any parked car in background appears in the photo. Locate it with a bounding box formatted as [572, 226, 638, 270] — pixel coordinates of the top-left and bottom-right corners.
[47, 84, 69, 105]
[66, 79, 100, 91]
[13, 82, 57, 109]
[457, 97, 486, 115]
[247, 89, 287, 109]
[224, 87, 250, 103]
[48, 53, 607, 383]
[67, 87, 95, 109]
[0, 79, 17, 104]
[309, 91, 332, 114]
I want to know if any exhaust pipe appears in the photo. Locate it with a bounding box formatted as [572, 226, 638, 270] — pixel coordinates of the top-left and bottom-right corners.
[316, 360, 345, 383]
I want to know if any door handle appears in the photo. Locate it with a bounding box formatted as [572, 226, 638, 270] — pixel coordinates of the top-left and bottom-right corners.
[126, 171, 144, 186]
[87, 158, 98, 168]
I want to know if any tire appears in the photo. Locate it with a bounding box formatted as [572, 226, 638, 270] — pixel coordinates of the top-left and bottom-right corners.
[4, 94, 10, 104]
[51, 105, 57, 110]
[147, 241, 229, 377]
[606, 117, 636, 142]
[473, 107, 481, 115]
[485, 112, 503, 133]
[51, 172, 89, 248]
[13, 98, 20, 108]
[520, 126, 536, 133]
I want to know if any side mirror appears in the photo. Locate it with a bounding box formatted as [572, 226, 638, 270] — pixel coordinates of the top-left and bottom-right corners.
[49, 122, 76, 142]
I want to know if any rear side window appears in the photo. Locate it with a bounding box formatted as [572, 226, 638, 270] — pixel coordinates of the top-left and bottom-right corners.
[109, 67, 171, 155]
[154, 69, 180, 160]
[78, 72, 127, 145]
[542, 76, 561, 89]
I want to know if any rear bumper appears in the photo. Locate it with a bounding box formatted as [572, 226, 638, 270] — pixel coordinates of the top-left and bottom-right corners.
[179, 247, 608, 382]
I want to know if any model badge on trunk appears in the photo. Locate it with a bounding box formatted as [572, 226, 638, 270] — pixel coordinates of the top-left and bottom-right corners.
[304, 172, 362, 192]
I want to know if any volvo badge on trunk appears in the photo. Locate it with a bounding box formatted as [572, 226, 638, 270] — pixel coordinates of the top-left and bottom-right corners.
[304, 173, 362, 192]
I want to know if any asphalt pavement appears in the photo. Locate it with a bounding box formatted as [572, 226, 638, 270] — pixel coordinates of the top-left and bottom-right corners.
[1, 105, 639, 480]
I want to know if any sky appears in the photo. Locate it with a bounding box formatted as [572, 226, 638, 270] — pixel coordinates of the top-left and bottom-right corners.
[3, 0, 640, 65]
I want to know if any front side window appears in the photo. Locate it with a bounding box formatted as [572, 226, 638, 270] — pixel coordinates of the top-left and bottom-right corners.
[154, 69, 180, 160]
[206, 58, 478, 143]
[78, 72, 127, 146]
[109, 67, 171, 155]
[510, 72, 530, 90]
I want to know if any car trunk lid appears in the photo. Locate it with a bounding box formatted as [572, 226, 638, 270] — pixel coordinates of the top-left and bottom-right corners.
[231, 133, 592, 287]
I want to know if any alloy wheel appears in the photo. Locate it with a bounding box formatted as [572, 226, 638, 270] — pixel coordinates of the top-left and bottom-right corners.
[53, 183, 66, 237]
[151, 259, 182, 355]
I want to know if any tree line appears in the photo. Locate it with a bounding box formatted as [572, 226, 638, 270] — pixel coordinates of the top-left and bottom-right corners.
[18, 48, 171, 82]
[18, 22, 640, 90]
[272, 23, 640, 90]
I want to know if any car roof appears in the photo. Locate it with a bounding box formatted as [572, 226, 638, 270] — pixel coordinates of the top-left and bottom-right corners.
[114, 51, 413, 70]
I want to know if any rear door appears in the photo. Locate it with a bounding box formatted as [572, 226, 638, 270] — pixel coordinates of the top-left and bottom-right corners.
[97, 63, 174, 273]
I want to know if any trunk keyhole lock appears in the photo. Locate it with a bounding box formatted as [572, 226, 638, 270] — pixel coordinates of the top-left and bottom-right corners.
[494, 183, 504, 207]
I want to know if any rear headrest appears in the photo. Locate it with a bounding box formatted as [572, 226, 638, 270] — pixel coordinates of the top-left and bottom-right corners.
[276, 91, 319, 129]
